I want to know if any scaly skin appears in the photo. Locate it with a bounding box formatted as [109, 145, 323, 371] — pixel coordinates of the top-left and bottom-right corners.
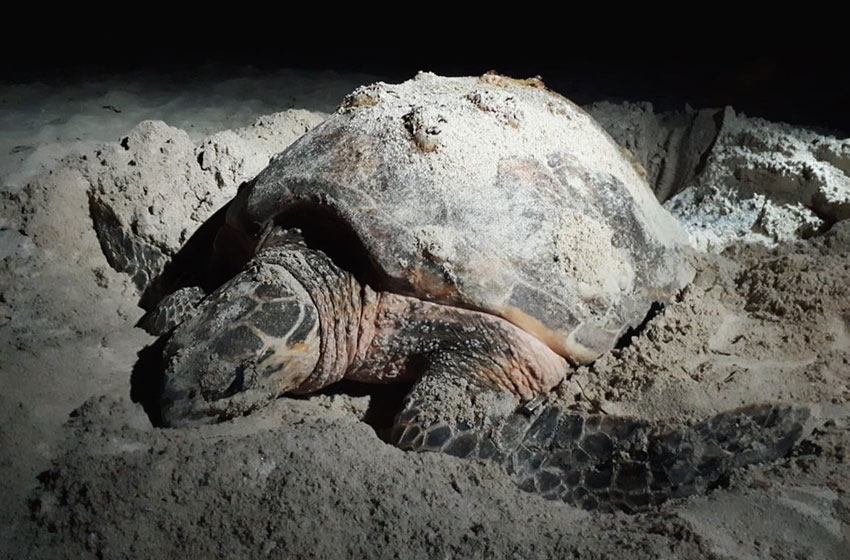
[393, 392, 809, 513]
[347, 292, 569, 399]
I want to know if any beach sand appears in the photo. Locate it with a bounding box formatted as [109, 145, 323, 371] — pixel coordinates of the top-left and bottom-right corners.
[1, 68, 847, 559]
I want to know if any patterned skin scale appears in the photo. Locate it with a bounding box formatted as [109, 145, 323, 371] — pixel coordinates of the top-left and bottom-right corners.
[393, 398, 808, 513]
[139, 286, 205, 334]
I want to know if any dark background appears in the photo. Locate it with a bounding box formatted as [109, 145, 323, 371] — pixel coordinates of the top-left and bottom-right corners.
[3, 41, 848, 135]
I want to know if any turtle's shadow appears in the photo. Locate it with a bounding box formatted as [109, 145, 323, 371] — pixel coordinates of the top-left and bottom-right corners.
[300, 380, 414, 441]
[130, 338, 167, 427]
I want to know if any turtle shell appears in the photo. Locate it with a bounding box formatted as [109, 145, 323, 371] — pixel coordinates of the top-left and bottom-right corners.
[222, 72, 694, 363]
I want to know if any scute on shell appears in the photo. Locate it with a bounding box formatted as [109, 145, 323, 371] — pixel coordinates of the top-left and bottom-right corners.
[223, 72, 694, 363]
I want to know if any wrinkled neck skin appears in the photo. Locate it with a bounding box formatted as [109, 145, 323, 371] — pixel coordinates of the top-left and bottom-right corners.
[347, 292, 570, 400]
[275, 239, 569, 399]
[260, 237, 364, 394]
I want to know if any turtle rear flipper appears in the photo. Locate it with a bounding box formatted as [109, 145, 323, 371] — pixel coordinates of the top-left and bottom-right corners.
[512, 403, 809, 512]
[394, 371, 809, 513]
[649, 404, 809, 497]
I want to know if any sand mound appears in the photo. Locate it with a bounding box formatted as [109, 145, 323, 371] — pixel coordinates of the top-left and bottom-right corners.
[588, 102, 850, 250]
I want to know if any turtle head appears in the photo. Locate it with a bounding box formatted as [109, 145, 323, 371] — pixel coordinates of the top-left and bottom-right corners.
[158, 262, 321, 427]
[158, 241, 364, 427]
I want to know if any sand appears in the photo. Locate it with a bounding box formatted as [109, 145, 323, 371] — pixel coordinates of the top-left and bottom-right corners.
[1, 69, 848, 559]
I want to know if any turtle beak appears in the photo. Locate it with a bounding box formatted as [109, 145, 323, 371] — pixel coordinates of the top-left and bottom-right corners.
[158, 352, 271, 428]
[159, 371, 272, 428]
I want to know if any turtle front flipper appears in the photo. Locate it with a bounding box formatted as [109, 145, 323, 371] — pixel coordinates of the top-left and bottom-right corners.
[393, 371, 810, 513]
[159, 242, 363, 426]
[137, 286, 206, 335]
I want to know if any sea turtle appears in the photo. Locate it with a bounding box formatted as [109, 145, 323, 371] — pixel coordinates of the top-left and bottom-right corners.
[146, 72, 808, 513]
